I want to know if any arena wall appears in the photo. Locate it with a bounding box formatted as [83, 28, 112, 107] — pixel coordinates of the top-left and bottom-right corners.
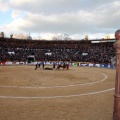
[0, 61, 115, 69]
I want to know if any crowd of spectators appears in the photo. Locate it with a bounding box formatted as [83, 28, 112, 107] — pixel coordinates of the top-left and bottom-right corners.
[0, 39, 116, 64]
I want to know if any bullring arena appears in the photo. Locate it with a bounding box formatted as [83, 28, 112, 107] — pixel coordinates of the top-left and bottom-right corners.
[0, 64, 115, 120]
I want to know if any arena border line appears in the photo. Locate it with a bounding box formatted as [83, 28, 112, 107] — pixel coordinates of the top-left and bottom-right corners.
[0, 73, 114, 99]
[0, 73, 107, 89]
[0, 88, 115, 99]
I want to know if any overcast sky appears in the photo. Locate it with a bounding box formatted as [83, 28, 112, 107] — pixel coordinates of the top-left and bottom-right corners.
[0, 0, 120, 40]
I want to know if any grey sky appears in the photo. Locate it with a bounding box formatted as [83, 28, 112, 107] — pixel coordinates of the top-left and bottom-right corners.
[0, 0, 120, 39]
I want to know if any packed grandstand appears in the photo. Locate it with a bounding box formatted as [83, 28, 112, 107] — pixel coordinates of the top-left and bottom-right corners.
[0, 36, 116, 66]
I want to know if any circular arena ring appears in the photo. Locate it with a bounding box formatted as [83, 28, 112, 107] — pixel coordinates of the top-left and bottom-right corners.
[0, 65, 115, 120]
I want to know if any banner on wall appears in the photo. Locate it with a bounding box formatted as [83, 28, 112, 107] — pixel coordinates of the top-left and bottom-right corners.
[74, 63, 78, 66]
[1, 62, 6, 65]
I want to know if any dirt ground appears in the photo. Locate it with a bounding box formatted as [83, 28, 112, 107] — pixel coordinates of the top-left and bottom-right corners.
[0, 65, 116, 120]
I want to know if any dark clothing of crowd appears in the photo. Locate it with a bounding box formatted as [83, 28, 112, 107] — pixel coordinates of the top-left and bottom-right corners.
[0, 39, 115, 64]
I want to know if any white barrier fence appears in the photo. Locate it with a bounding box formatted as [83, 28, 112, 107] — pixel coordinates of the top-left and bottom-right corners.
[0, 61, 115, 69]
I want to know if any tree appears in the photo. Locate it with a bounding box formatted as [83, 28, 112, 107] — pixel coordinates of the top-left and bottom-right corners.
[84, 35, 88, 40]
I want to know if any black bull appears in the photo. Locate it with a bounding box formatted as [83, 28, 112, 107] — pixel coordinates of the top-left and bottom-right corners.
[57, 64, 69, 70]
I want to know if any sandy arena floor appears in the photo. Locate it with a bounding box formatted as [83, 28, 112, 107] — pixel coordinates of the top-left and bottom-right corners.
[0, 65, 116, 120]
